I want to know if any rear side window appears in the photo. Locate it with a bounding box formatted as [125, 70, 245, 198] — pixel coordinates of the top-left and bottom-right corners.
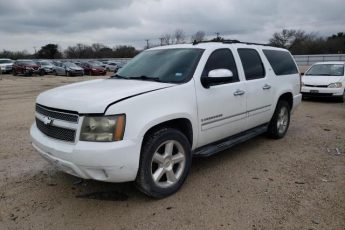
[263, 50, 298, 76]
[202, 48, 239, 83]
[238, 49, 265, 80]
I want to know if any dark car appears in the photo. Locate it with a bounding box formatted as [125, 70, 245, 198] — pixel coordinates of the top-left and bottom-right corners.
[80, 62, 106, 76]
[12, 60, 44, 76]
[89, 60, 107, 68]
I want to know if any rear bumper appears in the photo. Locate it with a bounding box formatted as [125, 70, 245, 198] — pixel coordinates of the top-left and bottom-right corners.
[30, 123, 141, 182]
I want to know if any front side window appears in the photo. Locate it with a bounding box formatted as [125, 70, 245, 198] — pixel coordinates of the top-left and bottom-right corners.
[117, 48, 204, 83]
[263, 50, 298, 76]
[238, 49, 265, 80]
[202, 48, 239, 84]
[305, 64, 344, 76]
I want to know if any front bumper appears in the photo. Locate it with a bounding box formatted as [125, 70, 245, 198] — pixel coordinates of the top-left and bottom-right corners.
[30, 123, 141, 182]
[301, 86, 344, 97]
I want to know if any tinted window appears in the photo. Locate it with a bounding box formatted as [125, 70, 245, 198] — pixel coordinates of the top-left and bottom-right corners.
[202, 49, 239, 83]
[118, 48, 204, 83]
[263, 50, 298, 75]
[238, 49, 265, 80]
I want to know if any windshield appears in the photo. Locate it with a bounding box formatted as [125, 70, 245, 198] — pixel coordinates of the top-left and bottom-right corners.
[116, 48, 204, 83]
[65, 62, 79, 68]
[305, 64, 344, 76]
[0, 60, 13, 64]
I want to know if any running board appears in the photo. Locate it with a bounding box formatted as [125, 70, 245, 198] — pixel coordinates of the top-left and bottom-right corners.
[193, 124, 268, 157]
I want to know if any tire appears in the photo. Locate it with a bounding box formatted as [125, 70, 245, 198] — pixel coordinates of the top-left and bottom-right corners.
[136, 128, 192, 198]
[13, 70, 17, 76]
[267, 100, 291, 139]
[66, 71, 71, 77]
[39, 70, 45, 76]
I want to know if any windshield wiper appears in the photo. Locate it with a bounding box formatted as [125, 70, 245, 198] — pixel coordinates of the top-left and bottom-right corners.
[110, 74, 129, 79]
[129, 75, 162, 82]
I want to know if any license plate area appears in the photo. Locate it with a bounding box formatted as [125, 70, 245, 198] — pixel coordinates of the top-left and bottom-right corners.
[310, 90, 319, 93]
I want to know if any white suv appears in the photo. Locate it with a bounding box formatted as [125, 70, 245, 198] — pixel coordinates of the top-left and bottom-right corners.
[30, 40, 302, 198]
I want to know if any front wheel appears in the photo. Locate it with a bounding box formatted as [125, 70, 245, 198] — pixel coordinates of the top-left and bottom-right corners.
[267, 100, 291, 139]
[136, 128, 192, 198]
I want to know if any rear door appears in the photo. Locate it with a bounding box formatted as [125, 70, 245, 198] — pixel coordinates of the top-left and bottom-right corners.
[195, 48, 247, 147]
[237, 48, 275, 130]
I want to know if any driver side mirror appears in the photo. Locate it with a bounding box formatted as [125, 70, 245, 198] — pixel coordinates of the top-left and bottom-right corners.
[201, 69, 234, 88]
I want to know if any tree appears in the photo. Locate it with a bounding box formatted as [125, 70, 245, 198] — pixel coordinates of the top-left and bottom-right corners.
[174, 29, 186, 44]
[161, 33, 172, 45]
[37, 44, 62, 59]
[191, 31, 206, 42]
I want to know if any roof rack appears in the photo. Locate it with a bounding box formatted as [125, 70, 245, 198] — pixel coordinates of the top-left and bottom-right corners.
[192, 38, 270, 46]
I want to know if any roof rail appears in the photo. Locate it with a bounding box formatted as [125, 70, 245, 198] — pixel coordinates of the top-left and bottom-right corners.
[192, 38, 270, 46]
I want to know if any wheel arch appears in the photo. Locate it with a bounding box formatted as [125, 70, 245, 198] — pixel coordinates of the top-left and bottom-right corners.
[141, 118, 194, 148]
[277, 92, 293, 110]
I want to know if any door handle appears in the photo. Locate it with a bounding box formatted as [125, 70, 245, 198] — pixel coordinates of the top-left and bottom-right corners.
[263, 84, 271, 90]
[233, 89, 245, 96]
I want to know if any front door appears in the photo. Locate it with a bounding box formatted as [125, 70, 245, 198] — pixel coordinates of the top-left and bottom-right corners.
[195, 48, 247, 147]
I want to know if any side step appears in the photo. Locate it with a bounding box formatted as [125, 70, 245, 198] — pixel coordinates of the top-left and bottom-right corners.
[193, 124, 268, 157]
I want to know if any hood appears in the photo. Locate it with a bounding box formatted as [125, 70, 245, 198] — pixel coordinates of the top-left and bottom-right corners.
[69, 67, 83, 71]
[25, 64, 40, 68]
[0, 63, 13, 67]
[302, 75, 344, 86]
[37, 79, 174, 114]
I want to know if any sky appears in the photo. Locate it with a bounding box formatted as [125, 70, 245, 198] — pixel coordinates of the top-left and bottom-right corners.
[0, 0, 344, 52]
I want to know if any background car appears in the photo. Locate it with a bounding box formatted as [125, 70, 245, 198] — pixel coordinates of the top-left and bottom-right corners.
[301, 62, 345, 102]
[36, 60, 55, 74]
[104, 61, 118, 72]
[12, 60, 44, 76]
[80, 62, 106, 76]
[54, 61, 84, 76]
[0, 58, 14, 73]
[113, 62, 126, 73]
[89, 60, 107, 68]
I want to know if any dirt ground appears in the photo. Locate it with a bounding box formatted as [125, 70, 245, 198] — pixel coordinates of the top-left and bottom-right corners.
[0, 74, 344, 230]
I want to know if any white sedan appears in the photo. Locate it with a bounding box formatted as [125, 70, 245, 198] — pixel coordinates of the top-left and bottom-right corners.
[301, 62, 345, 102]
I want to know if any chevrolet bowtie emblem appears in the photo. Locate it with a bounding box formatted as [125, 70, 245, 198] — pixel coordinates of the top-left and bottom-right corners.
[43, 116, 54, 126]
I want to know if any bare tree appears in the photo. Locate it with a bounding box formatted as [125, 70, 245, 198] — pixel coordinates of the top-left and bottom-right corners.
[161, 33, 172, 45]
[191, 31, 206, 42]
[174, 29, 186, 44]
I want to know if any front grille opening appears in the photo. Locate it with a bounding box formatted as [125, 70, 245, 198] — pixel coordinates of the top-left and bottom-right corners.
[36, 104, 79, 123]
[36, 118, 76, 142]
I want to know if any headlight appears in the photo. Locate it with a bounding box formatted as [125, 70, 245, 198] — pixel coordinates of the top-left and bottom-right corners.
[92, 68, 96, 71]
[328, 82, 342, 88]
[80, 115, 125, 142]
[25, 66, 31, 70]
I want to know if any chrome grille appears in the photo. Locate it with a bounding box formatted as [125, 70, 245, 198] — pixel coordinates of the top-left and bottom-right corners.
[36, 118, 76, 142]
[36, 104, 79, 123]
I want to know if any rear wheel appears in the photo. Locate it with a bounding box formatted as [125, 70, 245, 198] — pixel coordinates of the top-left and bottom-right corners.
[267, 100, 291, 139]
[136, 128, 192, 198]
[13, 70, 17, 76]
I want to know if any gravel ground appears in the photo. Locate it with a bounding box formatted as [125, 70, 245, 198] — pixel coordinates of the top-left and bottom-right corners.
[0, 74, 344, 230]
